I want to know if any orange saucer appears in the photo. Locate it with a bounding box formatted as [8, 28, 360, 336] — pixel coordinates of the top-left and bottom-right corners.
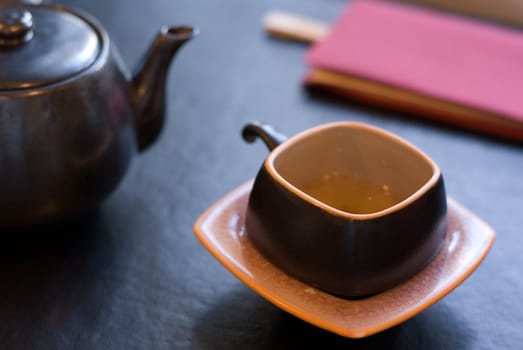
[193, 180, 495, 338]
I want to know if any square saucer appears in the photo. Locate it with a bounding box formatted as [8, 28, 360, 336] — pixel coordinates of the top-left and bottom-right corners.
[193, 180, 495, 338]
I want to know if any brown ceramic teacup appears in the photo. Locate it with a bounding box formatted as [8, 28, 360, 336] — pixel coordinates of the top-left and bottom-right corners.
[242, 121, 447, 297]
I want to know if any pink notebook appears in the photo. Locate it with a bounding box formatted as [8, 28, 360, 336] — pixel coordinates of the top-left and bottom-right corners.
[306, 0, 523, 141]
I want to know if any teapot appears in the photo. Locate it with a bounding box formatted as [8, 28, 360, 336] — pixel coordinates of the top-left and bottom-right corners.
[0, 3, 197, 226]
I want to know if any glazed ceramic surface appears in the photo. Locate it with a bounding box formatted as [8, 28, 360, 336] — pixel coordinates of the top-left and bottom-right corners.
[243, 122, 447, 297]
[194, 181, 495, 338]
[0, 4, 196, 226]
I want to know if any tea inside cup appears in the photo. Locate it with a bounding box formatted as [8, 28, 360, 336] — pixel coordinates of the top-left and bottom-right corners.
[269, 123, 438, 216]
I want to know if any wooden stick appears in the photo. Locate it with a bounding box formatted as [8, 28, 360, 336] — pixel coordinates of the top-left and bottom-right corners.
[263, 11, 329, 43]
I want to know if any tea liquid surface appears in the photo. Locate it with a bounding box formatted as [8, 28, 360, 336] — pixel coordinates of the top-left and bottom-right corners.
[300, 173, 400, 214]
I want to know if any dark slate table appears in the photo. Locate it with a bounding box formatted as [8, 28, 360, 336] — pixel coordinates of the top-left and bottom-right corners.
[1, 0, 521, 348]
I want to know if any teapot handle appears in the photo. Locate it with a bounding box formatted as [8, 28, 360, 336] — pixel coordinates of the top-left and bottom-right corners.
[242, 122, 288, 151]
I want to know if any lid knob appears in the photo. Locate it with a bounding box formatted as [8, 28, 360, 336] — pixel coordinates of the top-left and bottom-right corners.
[0, 9, 34, 46]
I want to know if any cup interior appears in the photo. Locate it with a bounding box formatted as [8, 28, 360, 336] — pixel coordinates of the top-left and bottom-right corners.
[267, 123, 438, 216]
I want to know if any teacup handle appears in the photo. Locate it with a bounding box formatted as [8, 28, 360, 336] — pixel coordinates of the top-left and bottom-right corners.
[242, 122, 288, 151]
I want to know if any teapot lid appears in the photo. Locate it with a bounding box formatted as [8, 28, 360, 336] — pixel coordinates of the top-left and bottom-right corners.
[0, 5, 101, 91]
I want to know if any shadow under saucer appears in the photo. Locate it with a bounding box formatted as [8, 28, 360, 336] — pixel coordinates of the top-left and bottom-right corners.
[191, 286, 475, 350]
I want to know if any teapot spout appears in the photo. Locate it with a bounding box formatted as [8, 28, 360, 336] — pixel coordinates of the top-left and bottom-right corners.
[131, 25, 197, 151]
